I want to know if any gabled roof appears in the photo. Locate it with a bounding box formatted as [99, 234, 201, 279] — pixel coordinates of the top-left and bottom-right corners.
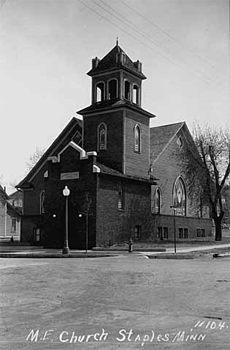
[9, 190, 23, 200]
[0, 185, 21, 215]
[7, 202, 21, 216]
[0, 184, 9, 201]
[150, 122, 185, 163]
[78, 98, 155, 119]
[17, 117, 82, 189]
[87, 44, 146, 79]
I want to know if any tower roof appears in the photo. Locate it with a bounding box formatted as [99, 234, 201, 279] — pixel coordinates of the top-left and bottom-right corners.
[87, 44, 146, 79]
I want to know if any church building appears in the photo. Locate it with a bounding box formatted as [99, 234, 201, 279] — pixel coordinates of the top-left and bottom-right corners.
[16, 43, 212, 248]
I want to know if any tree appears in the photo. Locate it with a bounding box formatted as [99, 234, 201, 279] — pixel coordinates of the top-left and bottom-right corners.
[26, 147, 45, 171]
[180, 123, 230, 241]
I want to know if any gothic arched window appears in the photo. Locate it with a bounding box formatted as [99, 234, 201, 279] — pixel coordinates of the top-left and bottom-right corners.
[118, 182, 124, 210]
[172, 177, 186, 216]
[155, 188, 161, 214]
[134, 124, 141, 153]
[151, 186, 161, 214]
[98, 123, 107, 151]
[40, 191, 45, 214]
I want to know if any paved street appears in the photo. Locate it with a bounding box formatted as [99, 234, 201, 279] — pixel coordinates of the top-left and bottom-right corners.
[0, 254, 230, 349]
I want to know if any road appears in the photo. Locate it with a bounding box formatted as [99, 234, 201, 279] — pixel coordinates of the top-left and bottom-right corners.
[0, 254, 229, 349]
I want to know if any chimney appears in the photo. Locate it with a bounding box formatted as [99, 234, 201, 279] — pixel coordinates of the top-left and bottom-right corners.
[92, 57, 100, 69]
[134, 60, 142, 72]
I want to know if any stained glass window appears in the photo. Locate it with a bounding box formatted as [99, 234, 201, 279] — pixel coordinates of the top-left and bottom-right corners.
[172, 177, 186, 216]
[98, 123, 107, 151]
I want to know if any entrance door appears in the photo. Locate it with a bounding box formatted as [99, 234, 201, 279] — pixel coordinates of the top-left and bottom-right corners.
[68, 201, 86, 249]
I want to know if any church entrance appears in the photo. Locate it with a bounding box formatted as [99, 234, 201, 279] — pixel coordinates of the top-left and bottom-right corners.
[67, 200, 86, 249]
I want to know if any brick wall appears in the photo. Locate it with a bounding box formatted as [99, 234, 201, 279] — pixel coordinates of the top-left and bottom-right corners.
[152, 131, 207, 217]
[84, 111, 124, 171]
[124, 110, 150, 178]
[21, 215, 43, 243]
[23, 163, 47, 215]
[43, 146, 97, 249]
[96, 174, 153, 246]
[153, 214, 213, 241]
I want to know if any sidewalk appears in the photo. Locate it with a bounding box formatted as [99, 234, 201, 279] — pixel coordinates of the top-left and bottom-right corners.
[141, 243, 230, 259]
[0, 248, 119, 258]
[0, 243, 230, 258]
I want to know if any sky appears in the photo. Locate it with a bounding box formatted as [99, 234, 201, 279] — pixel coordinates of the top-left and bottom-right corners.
[0, 0, 229, 193]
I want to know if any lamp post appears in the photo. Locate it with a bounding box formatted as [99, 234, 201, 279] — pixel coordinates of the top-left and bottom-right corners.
[170, 205, 177, 253]
[62, 186, 70, 254]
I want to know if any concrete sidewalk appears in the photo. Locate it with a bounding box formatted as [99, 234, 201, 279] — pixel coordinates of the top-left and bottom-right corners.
[0, 243, 230, 258]
[146, 243, 230, 254]
[141, 243, 230, 259]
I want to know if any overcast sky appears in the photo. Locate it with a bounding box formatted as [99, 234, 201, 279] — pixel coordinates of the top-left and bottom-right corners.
[0, 0, 229, 193]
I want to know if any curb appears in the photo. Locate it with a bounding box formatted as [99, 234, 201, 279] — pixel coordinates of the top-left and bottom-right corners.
[147, 254, 195, 259]
[0, 253, 118, 259]
[92, 248, 166, 252]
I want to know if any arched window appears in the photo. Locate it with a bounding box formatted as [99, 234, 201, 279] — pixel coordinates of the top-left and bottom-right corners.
[134, 124, 141, 153]
[172, 177, 186, 216]
[96, 82, 105, 102]
[98, 123, 107, 151]
[151, 186, 161, 214]
[40, 191, 45, 214]
[133, 85, 139, 104]
[118, 182, 124, 210]
[108, 79, 117, 100]
[155, 188, 161, 214]
[125, 80, 131, 100]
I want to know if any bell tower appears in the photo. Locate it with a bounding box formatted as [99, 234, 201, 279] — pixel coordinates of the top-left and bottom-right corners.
[89, 41, 145, 106]
[78, 42, 155, 178]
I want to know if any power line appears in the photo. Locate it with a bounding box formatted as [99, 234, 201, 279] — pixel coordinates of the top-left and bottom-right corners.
[77, 0, 159, 52]
[119, 0, 217, 72]
[0, 0, 7, 13]
[89, 0, 227, 91]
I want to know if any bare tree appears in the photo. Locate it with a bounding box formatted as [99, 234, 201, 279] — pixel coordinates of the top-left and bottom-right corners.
[180, 123, 230, 241]
[26, 147, 45, 171]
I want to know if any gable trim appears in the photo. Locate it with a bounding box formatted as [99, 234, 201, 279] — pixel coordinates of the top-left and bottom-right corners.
[16, 118, 82, 188]
[57, 141, 88, 161]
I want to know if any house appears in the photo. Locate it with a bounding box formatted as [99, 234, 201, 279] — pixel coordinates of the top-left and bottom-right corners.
[8, 190, 23, 213]
[16, 42, 212, 248]
[0, 185, 21, 242]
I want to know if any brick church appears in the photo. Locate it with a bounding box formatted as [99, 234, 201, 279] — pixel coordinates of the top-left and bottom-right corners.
[16, 43, 212, 249]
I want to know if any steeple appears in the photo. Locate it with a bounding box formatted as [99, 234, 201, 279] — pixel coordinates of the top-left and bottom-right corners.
[87, 44, 146, 106]
[78, 43, 155, 177]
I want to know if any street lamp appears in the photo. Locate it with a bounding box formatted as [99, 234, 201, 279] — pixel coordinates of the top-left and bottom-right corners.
[170, 205, 177, 253]
[62, 186, 70, 254]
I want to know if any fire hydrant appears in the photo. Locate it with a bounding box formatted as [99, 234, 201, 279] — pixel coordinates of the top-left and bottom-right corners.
[128, 238, 133, 253]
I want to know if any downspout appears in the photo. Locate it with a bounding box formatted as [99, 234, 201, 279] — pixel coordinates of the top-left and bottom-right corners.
[4, 202, 7, 237]
[19, 215, 21, 241]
